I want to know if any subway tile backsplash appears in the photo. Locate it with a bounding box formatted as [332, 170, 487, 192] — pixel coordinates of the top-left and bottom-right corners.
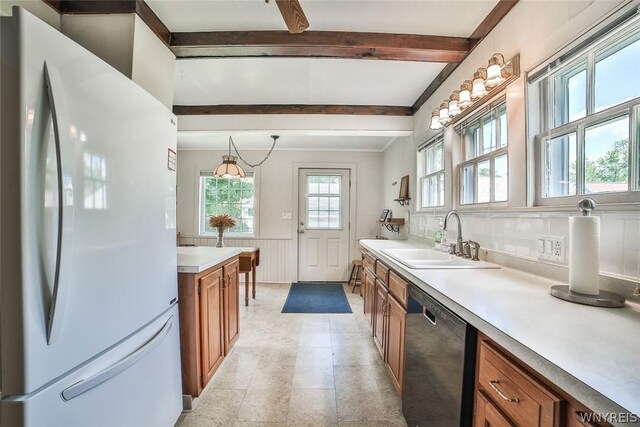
[411, 211, 640, 281]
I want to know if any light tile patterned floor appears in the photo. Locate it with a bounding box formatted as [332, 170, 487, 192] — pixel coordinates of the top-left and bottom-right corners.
[175, 283, 408, 427]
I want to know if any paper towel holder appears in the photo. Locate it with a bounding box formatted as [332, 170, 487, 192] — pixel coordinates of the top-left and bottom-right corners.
[550, 198, 626, 308]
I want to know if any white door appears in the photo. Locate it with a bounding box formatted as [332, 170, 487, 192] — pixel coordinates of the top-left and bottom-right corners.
[298, 169, 350, 282]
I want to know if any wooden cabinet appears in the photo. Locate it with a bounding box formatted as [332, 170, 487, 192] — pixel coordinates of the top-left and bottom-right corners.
[388, 270, 408, 307]
[178, 256, 240, 398]
[475, 391, 515, 427]
[373, 278, 388, 356]
[385, 292, 406, 395]
[222, 259, 240, 353]
[363, 267, 375, 327]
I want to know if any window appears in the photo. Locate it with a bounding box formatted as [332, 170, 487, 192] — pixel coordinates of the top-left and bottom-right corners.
[530, 15, 640, 205]
[458, 100, 508, 205]
[200, 172, 256, 236]
[417, 136, 445, 208]
[306, 175, 342, 229]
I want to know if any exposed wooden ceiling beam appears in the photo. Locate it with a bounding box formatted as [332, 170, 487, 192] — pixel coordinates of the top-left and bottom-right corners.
[275, 0, 309, 34]
[173, 105, 412, 116]
[170, 31, 473, 62]
[42, 0, 171, 46]
[411, 0, 519, 114]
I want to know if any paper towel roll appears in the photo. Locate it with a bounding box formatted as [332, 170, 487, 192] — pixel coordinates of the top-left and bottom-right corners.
[569, 215, 600, 295]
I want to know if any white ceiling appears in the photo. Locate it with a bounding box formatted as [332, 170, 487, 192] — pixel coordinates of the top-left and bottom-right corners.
[174, 58, 445, 106]
[147, 0, 498, 37]
[146, 0, 501, 150]
[177, 131, 398, 151]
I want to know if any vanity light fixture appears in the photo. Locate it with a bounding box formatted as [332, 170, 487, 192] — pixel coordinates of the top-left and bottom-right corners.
[438, 101, 451, 125]
[485, 53, 506, 88]
[458, 81, 473, 109]
[448, 91, 461, 117]
[471, 68, 488, 99]
[430, 109, 443, 130]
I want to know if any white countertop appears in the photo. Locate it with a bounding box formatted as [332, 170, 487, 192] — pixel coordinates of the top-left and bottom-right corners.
[177, 247, 243, 273]
[360, 239, 640, 421]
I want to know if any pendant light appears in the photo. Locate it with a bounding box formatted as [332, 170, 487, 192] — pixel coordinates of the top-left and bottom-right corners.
[458, 80, 473, 109]
[485, 53, 506, 88]
[429, 109, 443, 130]
[214, 135, 279, 178]
[448, 91, 461, 117]
[471, 68, 488, 99]
[438, 101, 450, 125]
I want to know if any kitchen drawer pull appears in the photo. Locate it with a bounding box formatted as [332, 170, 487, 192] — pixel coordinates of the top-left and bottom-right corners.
[489, 380, 520, 403]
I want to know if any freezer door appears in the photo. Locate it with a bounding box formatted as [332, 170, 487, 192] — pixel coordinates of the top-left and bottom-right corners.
[1, 305, 183, 427]
[0, 8, 179, 395]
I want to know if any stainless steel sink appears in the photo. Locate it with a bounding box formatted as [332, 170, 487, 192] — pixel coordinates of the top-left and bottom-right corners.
[380, 248, 500, 270]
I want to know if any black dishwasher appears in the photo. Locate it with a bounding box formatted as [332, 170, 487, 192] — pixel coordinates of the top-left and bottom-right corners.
[402, 283, 477, 427]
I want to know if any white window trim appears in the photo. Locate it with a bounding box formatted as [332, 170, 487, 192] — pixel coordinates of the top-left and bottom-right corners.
[197, 168, 261, 238]
[416, 134, 446, 211]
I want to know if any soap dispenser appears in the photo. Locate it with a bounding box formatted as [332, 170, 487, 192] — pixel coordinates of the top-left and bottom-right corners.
[434, 218, 444, 250]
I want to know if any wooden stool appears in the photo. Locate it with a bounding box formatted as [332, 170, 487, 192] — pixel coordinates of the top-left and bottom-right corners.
[348, 259, 363, 293]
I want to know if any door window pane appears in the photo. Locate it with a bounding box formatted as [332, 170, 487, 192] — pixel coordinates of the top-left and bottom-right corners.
[307, 175, 342, 229]
[494, 155, 508, 202]
[544, 133, 577, 198]
[595, 37, 640, 112]
[461, 165, 474, 205]
[584, 116, 629, 194]
[477, 160, 491, 203]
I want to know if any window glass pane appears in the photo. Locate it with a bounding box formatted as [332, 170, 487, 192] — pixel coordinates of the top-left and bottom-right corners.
[306, 175, 341, 229]
[421, 177, 429, 208]
[329, 176, 340, 194]
[435, 144, 443, 170]
[201, 174, 255, 234]
[499, 107, 508, 148]
[308, 177, 319, 194]
[482, 116, 496, 155]
[461, 165, 474, 205]
[318, 211, 329, 228]
[466, 125, 479, 160]
[318, 176, 330, 194]
[595, 37, 640, 112]
[477, 160, 491, 203]
[328, 211, 340, 228]
[318, 196, 329, 210]
[544, 133, 577, 198]
[438, 173, 445, 206]
[429, 176, 437, 206]
[494, 155, 508, 202]
[584, 115, 629, 194]
[554, 66, 587, 126]
[329, 197, 340, 211]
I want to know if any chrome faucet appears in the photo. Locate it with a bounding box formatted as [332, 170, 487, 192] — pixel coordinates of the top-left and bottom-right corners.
[443, 210, 464, 255]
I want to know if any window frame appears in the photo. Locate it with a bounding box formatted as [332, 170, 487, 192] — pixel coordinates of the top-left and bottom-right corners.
[530, 19, 640, 206]
[456, 98, 509, 206]
[416, 134, 446, 210]
[198, 170, 260, 238]
[305, 173, 344, 230]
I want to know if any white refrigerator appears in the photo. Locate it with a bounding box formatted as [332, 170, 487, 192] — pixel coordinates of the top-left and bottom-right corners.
[0, 7, 183, 427]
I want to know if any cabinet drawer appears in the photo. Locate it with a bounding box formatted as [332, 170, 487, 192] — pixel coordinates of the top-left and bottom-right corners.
[363, 252, 376, 273]
[375, 261, 390, 285]
[388, 270, 408, 307]
[478, 340, 563, 427]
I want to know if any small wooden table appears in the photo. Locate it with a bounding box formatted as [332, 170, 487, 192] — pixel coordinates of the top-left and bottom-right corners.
[239, 247, 260, 306]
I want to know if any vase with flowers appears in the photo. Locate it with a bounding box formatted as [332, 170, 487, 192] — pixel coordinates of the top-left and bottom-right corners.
[208, 214, 236, 248]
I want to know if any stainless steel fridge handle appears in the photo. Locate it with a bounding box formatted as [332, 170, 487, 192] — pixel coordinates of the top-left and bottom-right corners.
[43, 61, 65, 345]
[61, 316, 174, 401]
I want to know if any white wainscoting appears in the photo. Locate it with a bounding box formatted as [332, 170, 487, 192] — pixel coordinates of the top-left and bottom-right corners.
[178, 236, 295, 283]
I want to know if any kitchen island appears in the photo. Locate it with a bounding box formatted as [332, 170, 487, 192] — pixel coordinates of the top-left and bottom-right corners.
[177, 247, 242, 405]
[359, 239, 640, 426]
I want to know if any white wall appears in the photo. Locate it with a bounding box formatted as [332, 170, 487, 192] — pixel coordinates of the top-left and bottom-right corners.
[0, 0, 60, 29]
[381, 0, 640, 282]
[380, 135, 415, 239]
[177, 149, 383, 282]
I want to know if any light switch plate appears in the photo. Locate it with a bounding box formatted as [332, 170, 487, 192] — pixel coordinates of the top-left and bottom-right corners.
[282, 212, 292, 220]
[537, 235, 566, 262]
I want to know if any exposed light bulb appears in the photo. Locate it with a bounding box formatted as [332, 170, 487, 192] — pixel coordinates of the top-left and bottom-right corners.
[471, 68, 488, 99]
[485, 53, 506, 88]
[459, 80, 473, 109]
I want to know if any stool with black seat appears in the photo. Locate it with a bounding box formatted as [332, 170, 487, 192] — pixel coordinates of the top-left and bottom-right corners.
[348, 259, 363, 293]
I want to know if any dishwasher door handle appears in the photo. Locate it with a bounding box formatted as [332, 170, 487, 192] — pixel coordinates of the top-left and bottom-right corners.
[423, 308, 436, 325]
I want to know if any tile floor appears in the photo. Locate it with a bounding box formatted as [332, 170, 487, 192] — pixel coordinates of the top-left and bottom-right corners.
[175, 283, 408, 427]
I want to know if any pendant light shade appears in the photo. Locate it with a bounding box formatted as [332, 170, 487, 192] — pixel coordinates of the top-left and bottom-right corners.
[438, 101, 450, 124]
[458, 80, 473, 109]
[214, 154, 245, 178]
[485, 53, 506, 88]
[429, 109, 443, 130]
[448, 91, 461, 117]
[471, 68, 488, 99]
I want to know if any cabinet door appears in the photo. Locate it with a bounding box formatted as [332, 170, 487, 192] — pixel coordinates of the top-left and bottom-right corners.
[199, 268, 225, 389]
[373, 279, 387, 357]
[385, 295, 406, 395]
[223, 259, 240, 353]
[363, 269, 374, 327]
[475, 391, 515, 427]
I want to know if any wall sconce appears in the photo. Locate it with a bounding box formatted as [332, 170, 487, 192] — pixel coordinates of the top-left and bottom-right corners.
[438, 101, 450, 125]
[448, 90, 461, 117]
[471, 68, 488, 99]
[458, 80, 473, 109]
[430, 109, 443, 130]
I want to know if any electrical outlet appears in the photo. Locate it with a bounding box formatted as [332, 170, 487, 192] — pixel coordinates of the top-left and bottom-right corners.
[537, 235, 565, 262]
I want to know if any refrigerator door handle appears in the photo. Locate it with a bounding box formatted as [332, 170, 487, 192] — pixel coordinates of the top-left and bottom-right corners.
[61, 316, 174, 401]
[43, 61, 65, 345]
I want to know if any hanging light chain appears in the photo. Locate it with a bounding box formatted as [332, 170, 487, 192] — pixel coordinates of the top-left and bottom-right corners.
[229, 135, 278, 168]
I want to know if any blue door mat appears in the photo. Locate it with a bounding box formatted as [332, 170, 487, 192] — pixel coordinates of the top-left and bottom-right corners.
[281, 282, 353, 314]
